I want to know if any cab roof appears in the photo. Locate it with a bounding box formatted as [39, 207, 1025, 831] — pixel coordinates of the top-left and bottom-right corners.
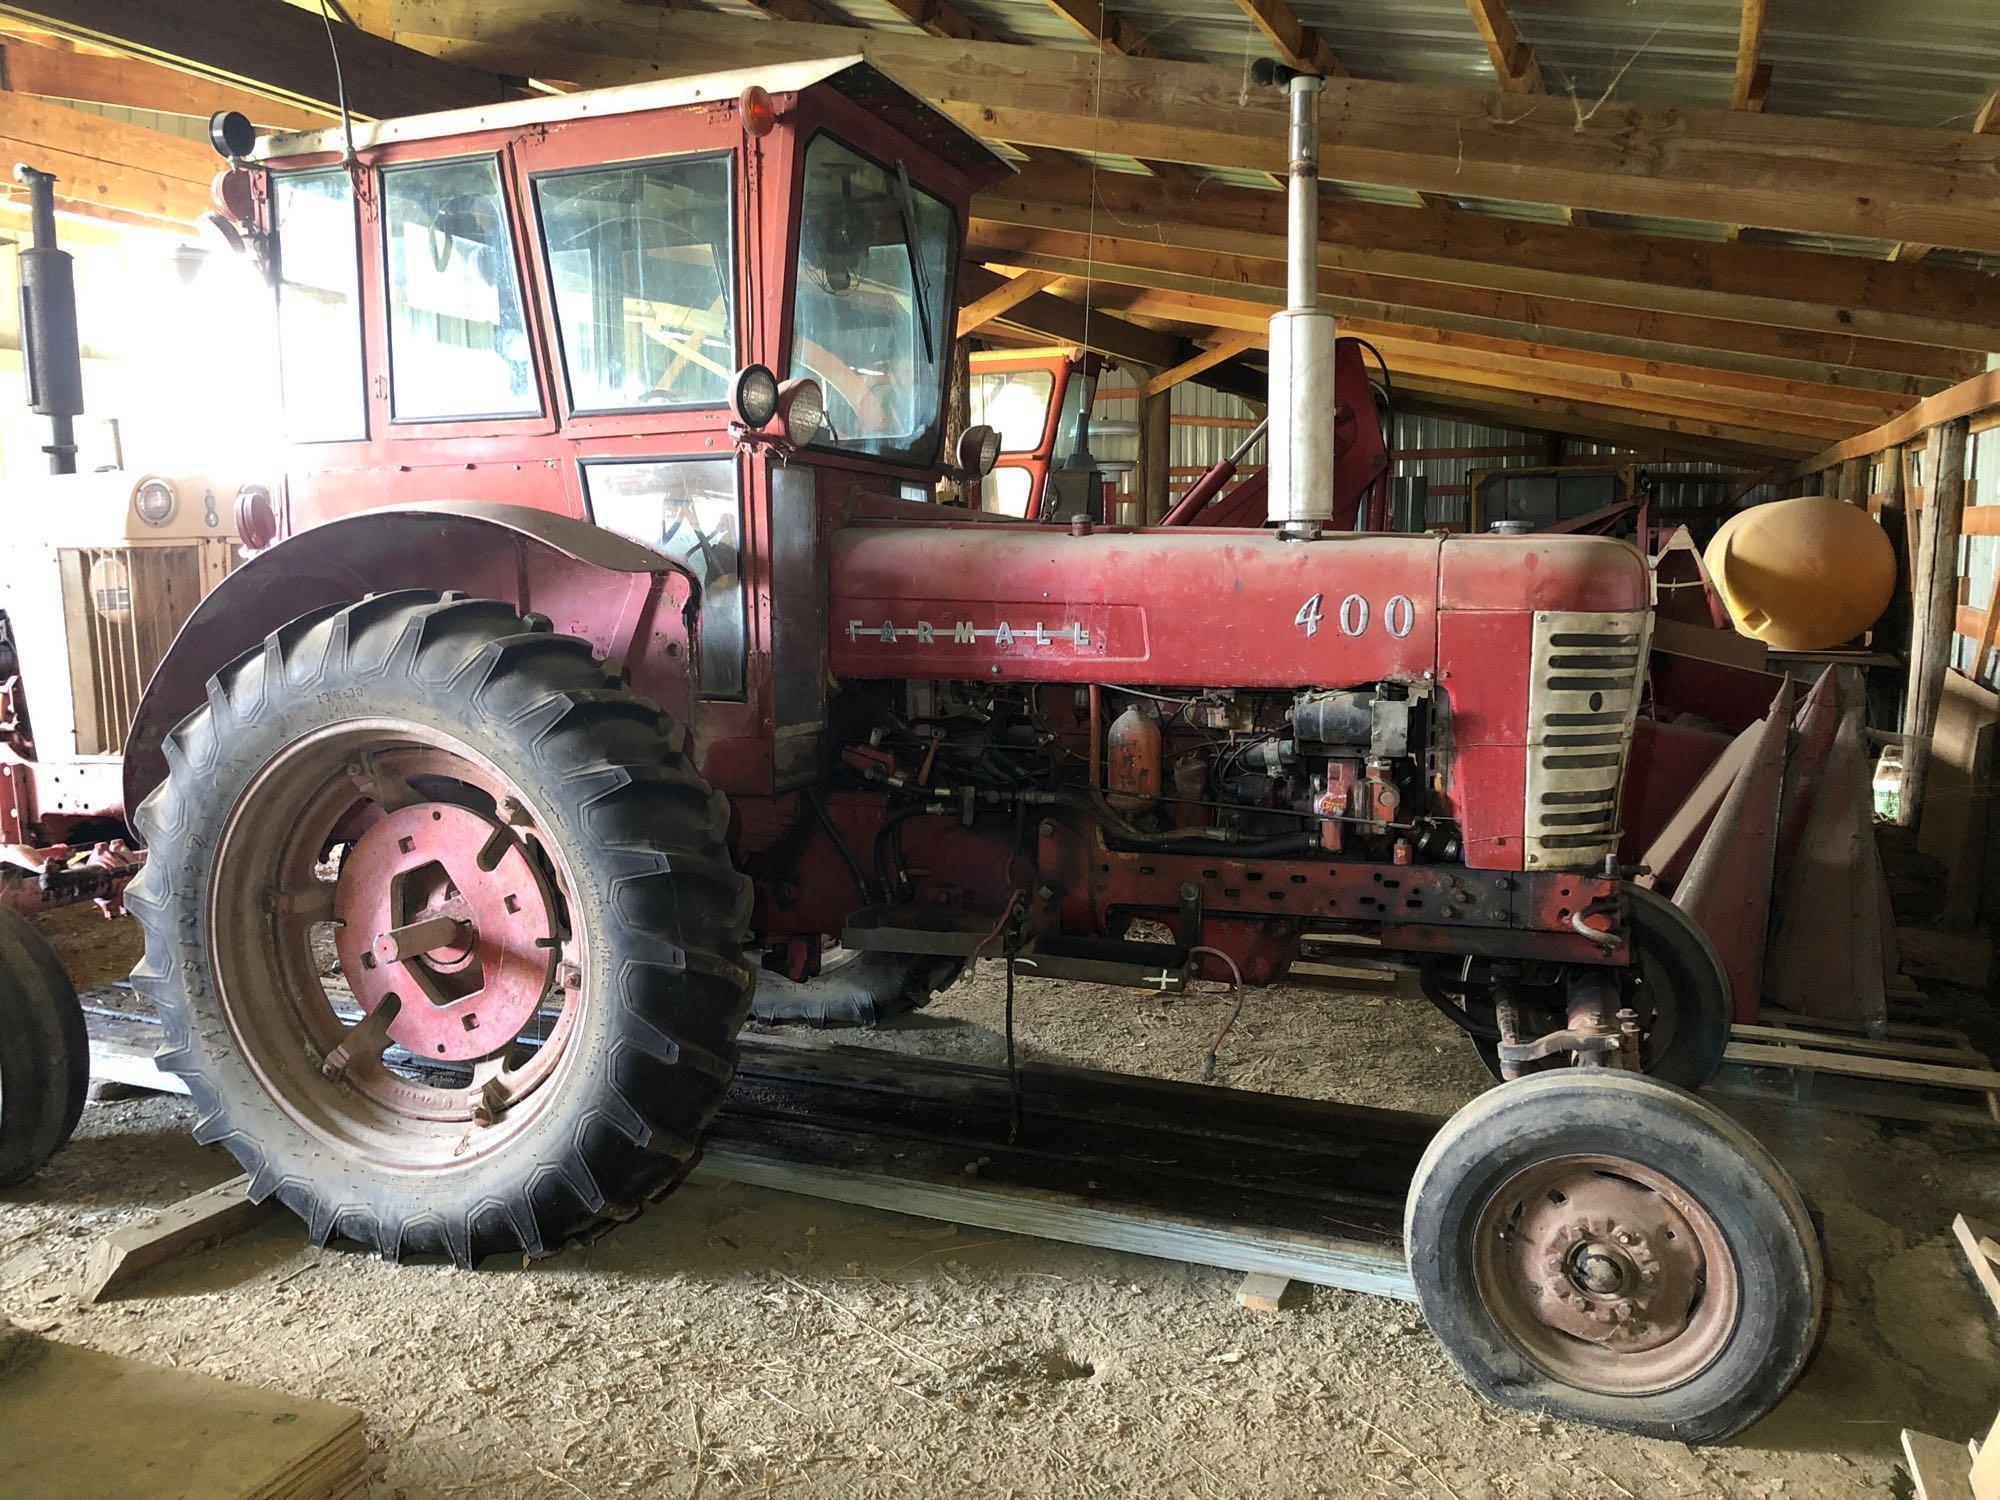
[257, 56, 1012, 188]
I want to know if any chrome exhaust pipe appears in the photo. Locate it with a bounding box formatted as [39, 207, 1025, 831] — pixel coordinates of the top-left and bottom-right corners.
[1257, 64, 1336, 541]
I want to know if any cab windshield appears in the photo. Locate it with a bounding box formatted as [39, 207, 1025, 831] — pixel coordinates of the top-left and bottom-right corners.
[790, 134, 954, 464]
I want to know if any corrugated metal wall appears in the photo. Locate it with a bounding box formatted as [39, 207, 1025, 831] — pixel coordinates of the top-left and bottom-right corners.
[1953, 426, 1999, 678]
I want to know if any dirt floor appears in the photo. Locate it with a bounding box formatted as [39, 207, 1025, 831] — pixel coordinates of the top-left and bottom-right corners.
[6, 903, 1998, 1497]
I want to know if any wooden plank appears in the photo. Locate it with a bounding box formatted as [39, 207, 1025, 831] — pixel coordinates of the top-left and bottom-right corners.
[1953, 1213, 2000, 1322]
[1463, 0, 1540, 93]
[0, 91, 212, 226]
[956, 268, 1060, 336]
[1731, 0, 1768, 111]
[1904, 1428, 1978, 1500]
[0, 37, 329, 129]
[0, 1333, 369, 1500]
[1140, 332, 1261, 397]
[973, 222, 1969, 384]
[375, 5, 2000, 251]
[76, 1173, 277, 1303]
[1, 0, 515, 120]
[1796, 369, 2000, 474]
[991, 161, 2000, 367]
[1904, 420, 1973, 826]
[1731, 1022, 1981, 1063]
[696, 1147, 1418, 1301]
[1229, 0, 1344, 78]
[1235, 1269, 1294, 1312]
[1723, 1040, 2000, 1095]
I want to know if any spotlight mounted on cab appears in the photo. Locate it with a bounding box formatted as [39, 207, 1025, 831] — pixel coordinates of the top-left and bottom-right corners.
[956, 423, 1000, 482]
[728, 364, 827, 451]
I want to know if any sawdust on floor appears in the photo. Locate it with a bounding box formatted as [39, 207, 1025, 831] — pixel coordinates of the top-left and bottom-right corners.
[3, 903, 1994, 1498]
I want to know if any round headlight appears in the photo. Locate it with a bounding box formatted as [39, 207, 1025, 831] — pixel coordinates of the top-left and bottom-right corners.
[234, 483, 277, 550]
[777, 378, 825, 448]
[729, 364, 780, 430]
[134, 477, 177, 526]
[958, 423, 1001, 478]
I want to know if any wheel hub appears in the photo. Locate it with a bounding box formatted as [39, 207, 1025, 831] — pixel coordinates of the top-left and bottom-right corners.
[1508, 1174, 1705, 1355]
[333, 801, 557, 1063]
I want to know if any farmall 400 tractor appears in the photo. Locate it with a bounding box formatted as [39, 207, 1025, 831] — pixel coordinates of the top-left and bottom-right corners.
[101, 58, 1821, 1440]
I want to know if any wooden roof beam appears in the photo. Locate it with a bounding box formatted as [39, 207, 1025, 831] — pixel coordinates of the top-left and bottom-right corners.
[0, 0, 515, 120]
[966, 218, 1982, 383]
[978, 165, 2000, 353]
[957, 268, 1064, 334]
[0, 91, 213, 226]
[1229, 0, 1346, 79]
[1897, 86, 2000, 260]
[1731, 0, 1769, 110]
[1464, 0, 1540, 95]
[1032, 0, 1158, 59]
[392, 7, 2000, 254]
[1140, 331, 1263, 396]
[0, 38, 331, 129]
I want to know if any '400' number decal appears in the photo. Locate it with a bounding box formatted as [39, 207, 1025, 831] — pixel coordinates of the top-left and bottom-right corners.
[1295, 592, 1416, 640]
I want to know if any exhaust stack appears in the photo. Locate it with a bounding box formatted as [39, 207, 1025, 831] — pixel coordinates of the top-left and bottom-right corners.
[14, 165, 83, 476]
[1259, 65, 1335, 541]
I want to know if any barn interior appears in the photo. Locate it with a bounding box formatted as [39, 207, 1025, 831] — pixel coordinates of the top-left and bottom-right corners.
[0, 3, 1998, 1497]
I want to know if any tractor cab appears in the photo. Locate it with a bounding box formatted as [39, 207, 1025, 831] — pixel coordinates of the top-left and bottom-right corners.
[966, 346, 1122, 521]
[233, 58, 1008, 797]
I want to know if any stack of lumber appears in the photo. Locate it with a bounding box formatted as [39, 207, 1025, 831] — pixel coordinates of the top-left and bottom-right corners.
[0, 1325, 368, 1499]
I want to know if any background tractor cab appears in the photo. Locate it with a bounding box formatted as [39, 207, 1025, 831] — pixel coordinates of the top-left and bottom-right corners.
[965, 346, 1123, 521]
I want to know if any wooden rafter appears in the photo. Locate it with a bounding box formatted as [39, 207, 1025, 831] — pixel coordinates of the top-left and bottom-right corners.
[979, 164, 2000, 354]
[965, 220, 1980, 385]
[0, 0, 514, 119]
[377, 8, 2000, 254]
[0, 91, 213, 226]
[1463, 0, 1540, 94]
[1891, 84, 2000, 261]
[1731, 0, 1770, 111]
[1140, 331, 1262, 397]
[1032, 0, 1157, 59]
[957, 269, 1063, 335]
[0, 39, 331, 129]
[1228, 0, 1345, 79]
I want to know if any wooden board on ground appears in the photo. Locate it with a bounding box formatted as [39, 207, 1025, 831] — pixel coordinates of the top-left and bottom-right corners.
[1903, 1426, 1978, 1500]
[77, 1174, 276, 1304]
[1953, 1214, 2000, 1322]
[0, 1327, 369, 1499]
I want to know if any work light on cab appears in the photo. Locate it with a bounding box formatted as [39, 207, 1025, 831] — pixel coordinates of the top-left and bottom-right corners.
[729, 364, 780, 429]
[957, 423, 1000, 479]
[776, 377, 826, 448]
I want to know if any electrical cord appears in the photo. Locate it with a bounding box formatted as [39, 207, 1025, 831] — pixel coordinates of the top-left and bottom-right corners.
[1189, 944, 1246, 1082]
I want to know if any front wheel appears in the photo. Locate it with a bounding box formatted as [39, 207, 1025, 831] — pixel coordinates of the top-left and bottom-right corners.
[126, 592, 754, 1265]
[0, 908, 88, 1187]
[1404, 1070, 1823, 1442]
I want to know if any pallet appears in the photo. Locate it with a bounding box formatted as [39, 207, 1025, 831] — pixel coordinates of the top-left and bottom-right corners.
[84, 1009, 1425, 1301]
[1717, 1005, 2000, 1128]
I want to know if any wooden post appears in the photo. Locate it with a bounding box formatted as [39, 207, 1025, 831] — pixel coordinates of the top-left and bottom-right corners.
[1838, 455, 1866, 503]
[1900, 418, 1971, 827]
[1138, 387, 1173, 524]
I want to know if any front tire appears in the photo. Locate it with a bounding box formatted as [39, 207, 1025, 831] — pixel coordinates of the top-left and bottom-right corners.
[126, 592, 754, 1265]
[1404, 1069, 1823, 1442]
[0, 909, 87, 1187]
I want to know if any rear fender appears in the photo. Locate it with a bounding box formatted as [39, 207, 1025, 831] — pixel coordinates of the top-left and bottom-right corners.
[122, 502, 699, 816]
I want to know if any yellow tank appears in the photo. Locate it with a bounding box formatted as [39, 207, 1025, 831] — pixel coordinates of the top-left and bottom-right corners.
[1702, 496, 1897, 651]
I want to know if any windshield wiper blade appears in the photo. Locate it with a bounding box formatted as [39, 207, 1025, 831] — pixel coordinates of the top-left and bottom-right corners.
[893, 160, 936, 366]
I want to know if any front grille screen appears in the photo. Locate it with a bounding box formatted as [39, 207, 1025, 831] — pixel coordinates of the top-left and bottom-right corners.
[1523, 609, 1651, 870]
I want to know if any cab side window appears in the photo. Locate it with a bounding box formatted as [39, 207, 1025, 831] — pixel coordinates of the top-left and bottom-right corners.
[382, 157, 537, 422]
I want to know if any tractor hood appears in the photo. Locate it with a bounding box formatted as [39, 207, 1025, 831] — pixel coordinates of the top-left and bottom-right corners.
[828, 523, 1650, 689]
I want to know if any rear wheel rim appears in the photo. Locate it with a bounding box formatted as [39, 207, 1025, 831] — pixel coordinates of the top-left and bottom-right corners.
[1471, 1151, 1740, 1396]
[208, 718, 589, 1171]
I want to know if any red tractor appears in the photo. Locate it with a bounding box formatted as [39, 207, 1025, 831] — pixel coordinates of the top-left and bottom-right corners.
[110, 58, 1820, 1439]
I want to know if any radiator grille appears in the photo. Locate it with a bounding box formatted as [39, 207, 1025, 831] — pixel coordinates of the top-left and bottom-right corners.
[1524, 609, 1651, 870]
[59, 545, 219, 755]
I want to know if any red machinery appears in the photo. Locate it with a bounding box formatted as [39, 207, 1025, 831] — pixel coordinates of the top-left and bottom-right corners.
[110, 58, 1820, 1440]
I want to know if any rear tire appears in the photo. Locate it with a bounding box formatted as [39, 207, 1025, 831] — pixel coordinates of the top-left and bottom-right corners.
[0, 909, 87, 1187]
[1405, 1069, 1823, 1442]
[750, 950, 963, 1028]
[126, 592, 754, 1264]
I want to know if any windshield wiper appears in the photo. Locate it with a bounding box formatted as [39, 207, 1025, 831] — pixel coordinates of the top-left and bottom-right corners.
[892, 160, 936, 367]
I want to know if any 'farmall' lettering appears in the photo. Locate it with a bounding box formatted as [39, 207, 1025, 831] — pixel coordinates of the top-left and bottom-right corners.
[847, 619, 1092, 648]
